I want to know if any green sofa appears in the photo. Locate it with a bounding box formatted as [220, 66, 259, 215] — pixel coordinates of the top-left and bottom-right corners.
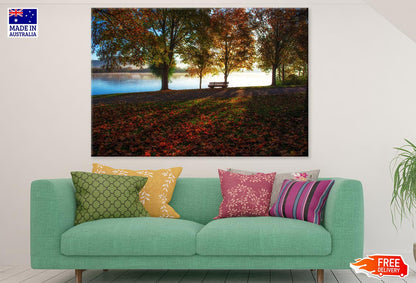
[31, 177, 364, 283]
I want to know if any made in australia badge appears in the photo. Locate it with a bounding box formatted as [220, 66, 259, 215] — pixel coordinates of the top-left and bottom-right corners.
[8, 8, 38, 38]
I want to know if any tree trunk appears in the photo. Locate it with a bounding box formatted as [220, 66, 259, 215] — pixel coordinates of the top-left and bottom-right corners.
[161, 64, 169, 90]
[224, 72, 228, 84]
[199, 76, 202, 89]
[281, 64, 285, 83]
[271, 65, 277, 86]
[224, 42, 229, 84]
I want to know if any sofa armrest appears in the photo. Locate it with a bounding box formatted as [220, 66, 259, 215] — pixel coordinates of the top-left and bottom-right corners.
[31, 178, 76, 268]
[321, 178, 364, 266]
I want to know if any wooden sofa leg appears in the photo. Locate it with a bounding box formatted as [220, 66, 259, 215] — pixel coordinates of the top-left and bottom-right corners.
[75, 269, 84, 283]
[317, 269, 324, 283]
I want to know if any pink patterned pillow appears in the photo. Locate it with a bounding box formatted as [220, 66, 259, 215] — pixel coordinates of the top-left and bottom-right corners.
[214, 169, 276, 219]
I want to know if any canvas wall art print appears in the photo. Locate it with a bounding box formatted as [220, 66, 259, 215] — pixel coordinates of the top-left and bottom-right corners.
[91, 8, 308, 156]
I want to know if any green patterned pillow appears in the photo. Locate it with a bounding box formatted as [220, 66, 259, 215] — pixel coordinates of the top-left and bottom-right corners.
[71, 171, 149, 225]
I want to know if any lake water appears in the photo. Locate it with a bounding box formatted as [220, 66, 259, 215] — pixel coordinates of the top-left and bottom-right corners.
[91, 72, 272, 95]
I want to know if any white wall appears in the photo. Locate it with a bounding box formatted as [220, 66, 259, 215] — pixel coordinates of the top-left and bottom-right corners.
[365, 0, 416, 44]
[1, 0, 416, 266]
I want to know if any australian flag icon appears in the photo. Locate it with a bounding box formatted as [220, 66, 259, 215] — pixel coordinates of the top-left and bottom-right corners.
[9, 9, 37, 24]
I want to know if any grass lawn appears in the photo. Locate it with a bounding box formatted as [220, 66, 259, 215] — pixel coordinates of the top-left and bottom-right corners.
[92, 88, 308, 156]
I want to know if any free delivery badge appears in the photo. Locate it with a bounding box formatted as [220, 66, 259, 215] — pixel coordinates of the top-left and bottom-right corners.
[8, 8, 38, 38]
[350, 254, 408, 279]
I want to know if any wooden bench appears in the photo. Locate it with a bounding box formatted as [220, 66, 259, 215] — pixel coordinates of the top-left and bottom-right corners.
[208, 82, 229, 88]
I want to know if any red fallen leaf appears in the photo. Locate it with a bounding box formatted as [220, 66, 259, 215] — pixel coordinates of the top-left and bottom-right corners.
[144, 151, 151, 156]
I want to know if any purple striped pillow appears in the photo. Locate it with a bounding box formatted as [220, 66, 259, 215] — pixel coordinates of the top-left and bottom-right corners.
[269, 179, 335, 224]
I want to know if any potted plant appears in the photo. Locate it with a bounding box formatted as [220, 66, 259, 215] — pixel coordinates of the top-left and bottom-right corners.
[391, 139, 416, 259]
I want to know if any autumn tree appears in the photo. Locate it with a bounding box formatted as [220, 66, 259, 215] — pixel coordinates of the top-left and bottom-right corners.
[178, 9, 216, 89]
[141, 9, 202, 90]
[92, 9, 146, 71]
[279, 9, 308, 82]
[292, 9, 308, 76]
[251, 8, 283, 86]
[92, 8, 200, 90]
[251, 8, 308, 86]
[210, 9, 256, 84]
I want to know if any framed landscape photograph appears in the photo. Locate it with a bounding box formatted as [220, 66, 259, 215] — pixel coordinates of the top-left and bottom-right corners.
[91, 8, 308, 156]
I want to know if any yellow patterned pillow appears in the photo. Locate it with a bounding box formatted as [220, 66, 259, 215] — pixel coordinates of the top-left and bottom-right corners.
[92, 163, 182, 218]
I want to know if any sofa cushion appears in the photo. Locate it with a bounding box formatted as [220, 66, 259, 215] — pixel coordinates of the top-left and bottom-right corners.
[92, 163, 182, 218]
[61, 218, 203, 256]
[196, 217, 331, 256]
[215, 169, 276, 219]
[169, 178, 222, 225]
[71, 172, 149, 225]
[269, 179, 335, 224]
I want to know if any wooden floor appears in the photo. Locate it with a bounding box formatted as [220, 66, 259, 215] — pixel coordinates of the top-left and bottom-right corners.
[1, 267, 416, 283]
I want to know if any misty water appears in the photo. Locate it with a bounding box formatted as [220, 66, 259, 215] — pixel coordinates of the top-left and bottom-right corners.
[91, 72, 272, 95]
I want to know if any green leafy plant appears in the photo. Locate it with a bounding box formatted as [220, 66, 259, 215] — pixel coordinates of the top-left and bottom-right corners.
[391, 139, 416, 227]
